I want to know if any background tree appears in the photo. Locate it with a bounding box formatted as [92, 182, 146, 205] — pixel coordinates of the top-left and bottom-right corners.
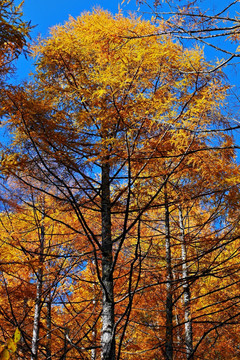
[0, 186, 89, 360]
[0, 0, 30, 108]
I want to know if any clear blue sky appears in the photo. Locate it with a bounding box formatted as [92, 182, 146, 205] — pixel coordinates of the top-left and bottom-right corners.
[22, 0, 138, 39]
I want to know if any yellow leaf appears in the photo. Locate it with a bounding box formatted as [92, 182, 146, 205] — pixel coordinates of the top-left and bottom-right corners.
[0, 349, 10, 360]
[14, 328, 21, 344]
[6, 339, 16, 353]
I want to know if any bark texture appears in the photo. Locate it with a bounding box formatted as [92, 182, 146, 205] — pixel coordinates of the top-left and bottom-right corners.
[164, 190, 173, 360]
[31, 223, 44, 360]
[101, 160, 115, 360]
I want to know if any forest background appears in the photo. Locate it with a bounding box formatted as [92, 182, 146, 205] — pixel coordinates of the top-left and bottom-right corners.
[1, 0, 240, 360]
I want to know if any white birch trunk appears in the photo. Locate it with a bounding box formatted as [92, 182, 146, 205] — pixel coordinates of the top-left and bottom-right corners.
[91, 260, 97, 360]
[31, 223, 44, 360]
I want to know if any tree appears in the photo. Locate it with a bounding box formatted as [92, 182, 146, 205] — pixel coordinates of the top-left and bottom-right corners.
[0, 189, 89, 359]
[1, 8, 237, 359]
[0, 0, 30, 93]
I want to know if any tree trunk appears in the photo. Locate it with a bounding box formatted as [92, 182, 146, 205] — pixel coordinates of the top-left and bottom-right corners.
[31, 223, 44, 360]
[164, 189, 173, 360]
[179, 208, 193, 360]
[101, 160, 115, 360]
[91, 260, 97, 360]
[46, 296, 52, 360]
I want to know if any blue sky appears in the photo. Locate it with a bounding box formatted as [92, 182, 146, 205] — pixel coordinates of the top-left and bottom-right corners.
[21, 0, 136, 39]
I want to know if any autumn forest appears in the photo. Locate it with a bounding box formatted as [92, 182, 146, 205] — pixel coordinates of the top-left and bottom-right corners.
[1, 0, 240, 359]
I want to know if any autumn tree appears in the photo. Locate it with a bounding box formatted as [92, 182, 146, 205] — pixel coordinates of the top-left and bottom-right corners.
[0, 0, 30, 212]
[0, 0, 30, 95]
[0, 188, 90, 360]
[1, 9, 236, 359]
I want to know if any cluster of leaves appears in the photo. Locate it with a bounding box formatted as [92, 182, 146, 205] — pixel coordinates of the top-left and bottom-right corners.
[0, 1, 29, 51]
[0, 0, 30, 73]
[0, 328, 21, 360]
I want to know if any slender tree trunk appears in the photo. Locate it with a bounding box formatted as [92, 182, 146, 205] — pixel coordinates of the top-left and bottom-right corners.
[164, 188, 173, 360]
[175, 313, 182, 345]
[101, 160, 115, 360]
[31, 223, 44, 360]
[46, 296, 52, 360]
[91, 260, 97, 360]
[179, 208, 193, 360]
